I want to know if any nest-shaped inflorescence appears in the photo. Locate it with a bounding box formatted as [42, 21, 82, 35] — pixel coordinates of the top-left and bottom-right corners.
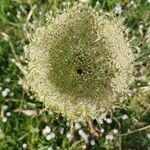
[26, 3, 134, 121]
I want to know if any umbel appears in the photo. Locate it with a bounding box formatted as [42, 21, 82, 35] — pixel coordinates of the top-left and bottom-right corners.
[26, 3, 134, 122]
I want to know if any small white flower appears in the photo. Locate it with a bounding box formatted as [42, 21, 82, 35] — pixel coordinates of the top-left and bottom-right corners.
[115, 3, 122, 15]
[127, 129, 131, 133]
[106, 118, 112, 124]
[50, 132, 55, 138]
[7, 12, 11, 16]
[75, 122, 81, 130]
[148, 0, 150, 3]
[34, 128, 39, 133]
[16, 10, 21, 19]
[82, 145, 87, 149]
[9, 92, 14, 97]
[22, 143, 27, 149]
[130, 0, 134, 5]
[66, 122, 69, 126]
[1, 90, 8, 97]
[5, 78, 11, 83]
[105, 135, 110, 140]
[95, 1, 100, 6]
[48, 111, 53, 115]
[78, 129, 83, 135]
[97, 118, 104, 124]
[1, 88, 11, 97]
[47, 146, 53, 150]
[147, 133, 150, 139]
[42, 126, 51, 135]
[5, 88, 11, 93]
[10, 58, 16, 63]
[97, 113, 107, 124]
[18, 79, 23, 85]
[106, 134, 114, 140]
[83, 122, 87, 127]
[122, 114, 128, 120]
[137, 83, 141, 86]
[78, 130, 89, 143]
[109, 134, 114, 140]
[19, 5, 27, 14]
[46, 134, 51, 141]
[45, 126, 51, 133]
[60, 128, 64, 135]
[90, 140, 95, 146]
[56, 146, 60, 150]
[38, 11, 43, 16]
[66, 133, 73, 141]
[130, 0, 137, 7]
[2, 117, 7, 123]
[30, 96, 34, 100]
[6, 112, 11, 117]
[2, 105, 8, 110]
[46, 132, 55, 141]
[113, 129, 118, 134]
[101, 112, 107, 119]
[100, 128, 104, 133]
[139, 24, 143, 29]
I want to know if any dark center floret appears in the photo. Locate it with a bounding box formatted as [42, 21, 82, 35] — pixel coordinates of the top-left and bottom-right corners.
[76, 68, 83, 75]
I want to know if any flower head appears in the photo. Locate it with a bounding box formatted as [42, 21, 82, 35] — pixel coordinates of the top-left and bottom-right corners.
[26, 3, 134, 121]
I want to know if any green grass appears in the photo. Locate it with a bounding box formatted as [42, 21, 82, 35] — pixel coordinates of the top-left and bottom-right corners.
[0, 0, 150, 149]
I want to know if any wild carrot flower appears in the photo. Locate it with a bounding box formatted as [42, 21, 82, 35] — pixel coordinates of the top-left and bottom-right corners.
[26, 3, 134, 121]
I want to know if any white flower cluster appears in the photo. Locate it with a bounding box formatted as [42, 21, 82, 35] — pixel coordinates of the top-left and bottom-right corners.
[26, 3, 134, 121]
[42, 125, 55, 141]
[1, 88, 10, 97]
[78, 129, 89, 143]
[1, 104, 12, 123]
